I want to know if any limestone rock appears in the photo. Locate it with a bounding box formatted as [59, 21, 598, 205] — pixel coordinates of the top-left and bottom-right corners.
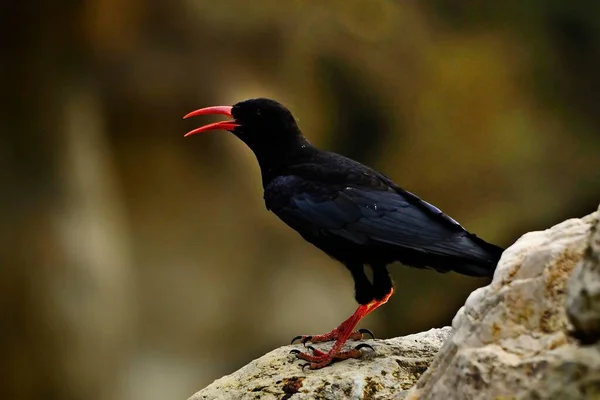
[188, 327, 450, 400]
[408, 208, 600, 400]
[188, 208, 600, 400]
[567, 204, 600, 343]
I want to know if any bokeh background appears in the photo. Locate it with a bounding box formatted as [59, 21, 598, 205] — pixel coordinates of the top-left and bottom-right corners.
[3, 1, 600, 399]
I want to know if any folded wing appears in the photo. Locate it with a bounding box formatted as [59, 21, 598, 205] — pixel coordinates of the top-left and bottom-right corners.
[265, 175, 502, 275]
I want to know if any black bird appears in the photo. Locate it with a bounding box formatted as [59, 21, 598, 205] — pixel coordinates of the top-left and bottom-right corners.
[183, 98, 504, 369]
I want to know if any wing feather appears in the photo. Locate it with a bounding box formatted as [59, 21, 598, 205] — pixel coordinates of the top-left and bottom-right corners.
[265, 175, 477, 259]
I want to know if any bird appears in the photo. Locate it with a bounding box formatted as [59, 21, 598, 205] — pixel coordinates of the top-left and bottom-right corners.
[183, 98, 504, 369]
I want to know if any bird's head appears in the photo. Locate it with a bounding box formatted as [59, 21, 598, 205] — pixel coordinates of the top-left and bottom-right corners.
[183, 98, 305, 154]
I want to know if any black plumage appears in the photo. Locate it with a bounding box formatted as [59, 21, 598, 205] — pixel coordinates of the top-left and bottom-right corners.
[184, 97, 504, 369]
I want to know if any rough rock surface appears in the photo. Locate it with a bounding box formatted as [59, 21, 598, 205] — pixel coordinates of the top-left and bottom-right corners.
[188, 327, 451, 400]
[188, 208, 600, 400]
[567, 204, 600, 344]
[408, 208, 600, 400]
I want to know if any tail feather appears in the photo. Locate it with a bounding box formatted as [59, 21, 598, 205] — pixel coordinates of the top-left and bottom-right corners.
[450, 234, 504, 277]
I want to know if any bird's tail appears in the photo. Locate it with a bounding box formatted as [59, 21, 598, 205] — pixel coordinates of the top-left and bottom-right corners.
[450, 234, 504, 277]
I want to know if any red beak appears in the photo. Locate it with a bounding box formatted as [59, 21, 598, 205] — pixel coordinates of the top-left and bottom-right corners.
[183, 106, 240, 137]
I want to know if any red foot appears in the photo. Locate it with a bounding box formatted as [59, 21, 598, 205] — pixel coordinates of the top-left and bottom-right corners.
[290, 288, 394, 370]
[291, 343, 374, 369]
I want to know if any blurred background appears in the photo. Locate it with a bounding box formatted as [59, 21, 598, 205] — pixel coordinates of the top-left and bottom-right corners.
[2, 1, 600, 399]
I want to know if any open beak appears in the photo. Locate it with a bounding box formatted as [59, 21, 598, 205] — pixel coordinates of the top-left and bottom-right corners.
[183, 106, 240, 137]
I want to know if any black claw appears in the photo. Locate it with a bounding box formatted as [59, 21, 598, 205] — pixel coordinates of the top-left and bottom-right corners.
[306, 345, 316, 352]
[291, 335, 303, 344]
[289, 349, 301, 355]
[300, 362, 312, 371]
[302, 336, 313, 346]
[359, 328, 375, 339]
[355, 343, 375, 352]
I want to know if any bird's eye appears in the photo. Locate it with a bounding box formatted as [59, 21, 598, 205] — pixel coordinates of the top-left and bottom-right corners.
[256, 109, 261, 116]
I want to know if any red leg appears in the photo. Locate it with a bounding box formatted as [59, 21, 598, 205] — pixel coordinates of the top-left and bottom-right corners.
[291, 324, 374, 344]
[292, 288, 394, 369]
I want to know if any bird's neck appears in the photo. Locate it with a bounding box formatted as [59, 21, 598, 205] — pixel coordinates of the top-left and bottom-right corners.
[251, 136, 317, 186]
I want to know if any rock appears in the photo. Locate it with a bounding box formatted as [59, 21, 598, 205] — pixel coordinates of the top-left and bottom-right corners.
[408, 208, 600, 400]
[567, 204, 600, 343]
[188, 208, 600, 400]
[188, 327, 451, 400]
